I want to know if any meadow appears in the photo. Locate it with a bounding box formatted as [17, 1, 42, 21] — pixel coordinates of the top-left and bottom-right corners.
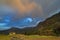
[0, 34, 60, 40]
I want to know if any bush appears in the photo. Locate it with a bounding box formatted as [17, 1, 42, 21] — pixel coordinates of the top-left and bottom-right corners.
[53, 27, 60, 36]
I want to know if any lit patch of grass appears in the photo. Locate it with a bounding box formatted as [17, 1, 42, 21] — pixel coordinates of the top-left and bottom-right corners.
[0, 34, 60, 40]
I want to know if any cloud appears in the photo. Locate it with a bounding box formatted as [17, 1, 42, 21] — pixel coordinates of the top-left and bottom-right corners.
[0, 0, 43, 17]
[0, 0, 60, 18]
[10, 0, 43, 14]
[0, 0, 60, 30]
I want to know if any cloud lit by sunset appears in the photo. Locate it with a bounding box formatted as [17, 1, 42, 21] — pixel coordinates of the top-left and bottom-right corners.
[9, 0, 43, 16]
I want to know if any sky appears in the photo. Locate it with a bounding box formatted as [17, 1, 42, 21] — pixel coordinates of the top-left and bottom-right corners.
[0, 0, 60, 30]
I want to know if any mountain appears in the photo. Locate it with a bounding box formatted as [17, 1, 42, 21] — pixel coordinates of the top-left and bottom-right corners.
[20, 12, 60, 35]
[0, 12, 60, 36]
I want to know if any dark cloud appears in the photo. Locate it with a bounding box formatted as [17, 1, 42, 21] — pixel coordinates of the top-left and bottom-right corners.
[0, 0, 60, 30]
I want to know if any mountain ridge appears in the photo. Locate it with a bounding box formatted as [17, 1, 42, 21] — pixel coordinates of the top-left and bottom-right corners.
[0, 12, 60, 36]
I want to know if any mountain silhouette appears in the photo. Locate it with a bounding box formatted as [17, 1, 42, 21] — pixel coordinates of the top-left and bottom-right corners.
[0, 12, 60, 36]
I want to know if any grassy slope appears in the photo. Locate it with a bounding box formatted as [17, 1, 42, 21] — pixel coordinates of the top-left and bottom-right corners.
[0, 34, 60, 40]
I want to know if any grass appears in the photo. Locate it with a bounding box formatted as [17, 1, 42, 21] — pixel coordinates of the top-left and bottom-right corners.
[0, 35, 10, 40]
[0, 34, 60, 40]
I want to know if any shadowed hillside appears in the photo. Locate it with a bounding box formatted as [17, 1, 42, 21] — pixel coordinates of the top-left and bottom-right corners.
[0, 12, 60, 36]
[20, 12, 60, 36]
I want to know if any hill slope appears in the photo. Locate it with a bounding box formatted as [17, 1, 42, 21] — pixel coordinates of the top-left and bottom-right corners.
[20, 12, 60, 36]
[0, 12, 60, 36]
